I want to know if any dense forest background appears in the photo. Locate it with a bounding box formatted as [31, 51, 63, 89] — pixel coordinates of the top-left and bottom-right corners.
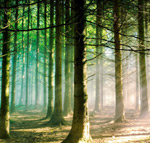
[1, 0, 150, 142]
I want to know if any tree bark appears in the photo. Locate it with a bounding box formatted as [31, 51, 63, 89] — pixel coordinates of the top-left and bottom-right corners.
[63, 0, 72, 116]
[11, 0, 18, 113]
[94, 0, 103, 112]
[138, 0, 148, 117]
[46, 0, 54, 118]
[35, 0, 40, 108]
[113, 0, 125, 122]
[62, 0, 92, 142]
[135, 53, 140, 111]
[49, 0, 65, 125]
[43, 0, 47, 110]
[19, 5, 25, 105]
[25, 0, 30, 110]
[0, 0, 11, 139]
[70, 0, 74, 110]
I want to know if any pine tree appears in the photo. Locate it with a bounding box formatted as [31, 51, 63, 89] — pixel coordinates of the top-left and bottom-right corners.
[0, 0, 11, 139]
[62, 0, 92, 142]
[138, 0, 148, 117]
[113, 0, 125, 122]
[49, 0, 65, 125]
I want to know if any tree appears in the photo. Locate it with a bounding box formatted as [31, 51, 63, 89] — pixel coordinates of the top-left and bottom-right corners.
[49, 0, 65, 125]
[70, 0, 74, 110]
[63, 0, 72, 116]
[135, 53, 140, 111]
[25, 0, 30, 110]
[46, 0, 54, 118]
[43, 0, 47, 110]
[62, 0, 92, 142]
[11, 0, 18, 113]
[0, 0, 11, 139]
[138, 0, 148, 117]
[19, 4, 25, 105]
[113, 0, 125, 122]
[35, 0, 40, 107]
[94, 0, 102, 112]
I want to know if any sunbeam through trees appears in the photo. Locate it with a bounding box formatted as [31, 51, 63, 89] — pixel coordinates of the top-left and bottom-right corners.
[1, 0, 150, 142]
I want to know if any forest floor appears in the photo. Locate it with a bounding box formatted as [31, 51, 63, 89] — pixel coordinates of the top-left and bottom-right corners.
[1, 106, 150, 143]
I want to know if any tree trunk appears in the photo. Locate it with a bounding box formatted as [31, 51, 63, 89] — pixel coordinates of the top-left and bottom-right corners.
[62, 0, 92, 142]
[43, 0, 47, 110]
[49, 0, 65, 125]
[138, 0, 148, 117]
[63, 0, 72, 116]
[99, 39, 103, 110]
[94, 0, 102, 112]
[113, 0, 125, 122]
[11, 0, 18, 113]
[135, 53, 140, 111]
[25, 0, 30, 110]
[70, 0, 74, 110]
[19, 5, 25, 105]
[35, 0, 40, 107]
[46, 0, 54, 118]
[0, 0, 11, 139]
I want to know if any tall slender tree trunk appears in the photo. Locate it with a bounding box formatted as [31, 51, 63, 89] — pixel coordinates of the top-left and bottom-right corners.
[25, 0, 30, 110]
[43, 0, 47, 110]
[0, 0, 11, 138]
[20, 6, 25, 105]
[64, 0, 72, 116]
[113, 0, 125, 122]
[135, 53, 140, 111]
[70, 0, 74, 109]
[49, 0, 65, 125]
[62, 0, 92, 142]
[35, 0, 40, 107]
[11, 0, 18, 113]
[138, 0, 148, 117]
[61, 0, 65, 101]
[99, 37, 103, 110]
[46, 0, 54, 118]
[94, 0, 102, 112]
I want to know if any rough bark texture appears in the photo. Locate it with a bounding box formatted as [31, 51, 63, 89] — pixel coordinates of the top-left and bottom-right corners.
[64, 0, 72, 116]
[62, 0, 92, 142]
[0, 0, 11, 139]
[113, 0, 125, 122]
[46, 0, 54, 118]
[49, 0, 65, 125]
[138, 0, 148, 117]
[11, 0, 18, 113]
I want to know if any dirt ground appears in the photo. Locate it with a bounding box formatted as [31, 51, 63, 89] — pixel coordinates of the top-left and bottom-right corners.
[1, 107, 150, 143]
